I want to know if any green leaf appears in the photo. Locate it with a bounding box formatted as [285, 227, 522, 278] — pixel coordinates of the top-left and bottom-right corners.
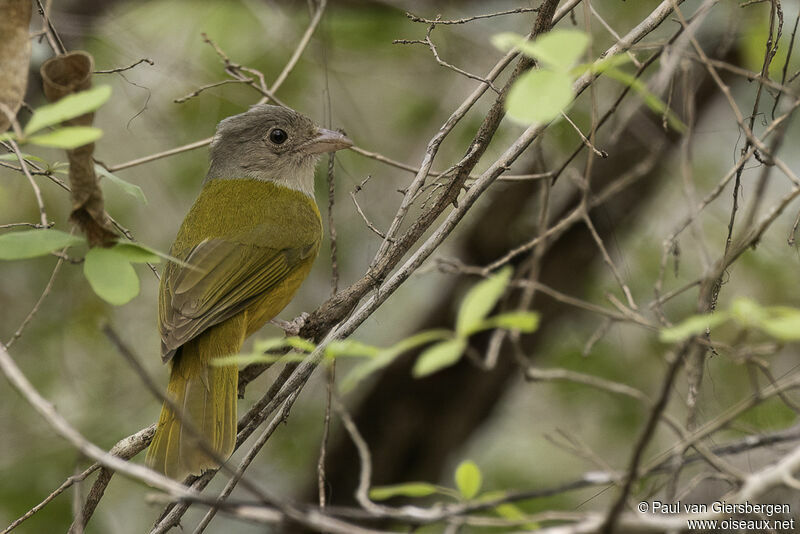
[492, 32, 539, 57]
[492, 30, 590, 70]
[580, 53, 632, 75]
[602, 67, 686, 133]
[340, 329, 452, 392]
[28, 126, 103, 149]
[730, 297, 768, 328]
[83, 247, 140, 305]
[369, 483, 438, 500]
[456, 267, 513, 336]
[525, 30, 590, 70]
[412, 337, 467, 378]
[0, 229, 83, 259]
[111, 242, 161, 263]
[95, 164, 147, 203]
[494, 503, 540, 529]
[506, 69, 574, 125]
[473, 311, 540, 334]
[0, 132, 17, 143]
[24, 85, 112, 135]
[454, 460, 482, 499]
[659, 312, 730, 343]
[756, 305, 800, 341]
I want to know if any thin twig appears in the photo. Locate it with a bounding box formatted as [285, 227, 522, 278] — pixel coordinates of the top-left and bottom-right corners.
[393, 22, 501, 94]
[406, 7, 539, 25]
[174, 78, 253, 104]
[94, 58, 154, 74]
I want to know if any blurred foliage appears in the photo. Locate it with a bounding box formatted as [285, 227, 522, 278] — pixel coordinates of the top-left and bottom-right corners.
[2, 1, 800, 533]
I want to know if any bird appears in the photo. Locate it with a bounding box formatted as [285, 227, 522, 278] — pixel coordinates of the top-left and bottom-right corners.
[145, 104, 352, 479]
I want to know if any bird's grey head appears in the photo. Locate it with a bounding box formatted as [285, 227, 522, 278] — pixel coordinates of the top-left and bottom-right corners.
[206, 104, 352, 196]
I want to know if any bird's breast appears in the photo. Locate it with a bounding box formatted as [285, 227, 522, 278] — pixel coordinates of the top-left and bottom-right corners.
[172, 178, 322, 254]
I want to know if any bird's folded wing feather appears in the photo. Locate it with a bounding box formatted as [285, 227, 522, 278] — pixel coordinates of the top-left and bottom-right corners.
[159, 237, 316, 361]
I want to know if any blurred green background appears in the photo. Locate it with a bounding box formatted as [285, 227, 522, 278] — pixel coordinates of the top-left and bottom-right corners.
[2, 1, 800, 532]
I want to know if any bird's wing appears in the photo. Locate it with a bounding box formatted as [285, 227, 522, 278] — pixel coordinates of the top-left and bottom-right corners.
[158, 237, 317, 362]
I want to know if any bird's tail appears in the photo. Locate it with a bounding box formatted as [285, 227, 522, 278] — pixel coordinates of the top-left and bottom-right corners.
[145, 316, 243, 480]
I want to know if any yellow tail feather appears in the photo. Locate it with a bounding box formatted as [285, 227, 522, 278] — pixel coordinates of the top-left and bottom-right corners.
[146, 315, 244, 480]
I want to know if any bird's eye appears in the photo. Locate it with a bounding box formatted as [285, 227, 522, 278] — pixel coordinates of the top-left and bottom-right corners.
[269, 128, 288, 144]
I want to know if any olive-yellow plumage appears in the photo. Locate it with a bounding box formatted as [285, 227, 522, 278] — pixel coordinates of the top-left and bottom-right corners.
[145, 105, 351, 479]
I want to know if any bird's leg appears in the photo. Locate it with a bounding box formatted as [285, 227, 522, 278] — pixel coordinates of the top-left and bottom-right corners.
[271, 312, 310, 336]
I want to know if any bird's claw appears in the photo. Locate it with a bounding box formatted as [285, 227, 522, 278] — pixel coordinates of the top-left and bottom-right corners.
[271, 312, 310, 337]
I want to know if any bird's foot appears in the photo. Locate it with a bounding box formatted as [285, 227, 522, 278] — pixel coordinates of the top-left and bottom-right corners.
[271, 312, 310, 337]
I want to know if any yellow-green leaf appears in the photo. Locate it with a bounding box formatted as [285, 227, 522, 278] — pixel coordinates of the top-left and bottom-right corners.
[28, 126, 103, 149]
[412, 338, 467, 378]
[757, 306, 800, 341]
[659, 312, 729, 343]
[493, 30, 590, 70]
[454, 460, 482, 499]
[456, 267, 513, 336]
[340, 329, 452, 392]
[524, 30, 589, 70]
[730, 297, 768, 328]
[473, 311, 540, 334]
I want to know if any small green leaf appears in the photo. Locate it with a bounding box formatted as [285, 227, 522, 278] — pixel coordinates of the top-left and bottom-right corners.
[659, 312, 730, 343]
[28, 126, 103, 149]
[0, 229, 83, 259]
[369, 483, 438, 500]
[492, 32, 539, 57]
[0, 132, 17, 143]
[24, 86, 112, 135]
[506, 69, 574, 125]
[730, 297, 768, 328]
[456, 267, 513, 336]
[494, 503, 539, 529]
[472, 311, 540, 334]
[412, 338, 467, 378]
[495, 503, 524, 520]
[454, 460, 482, 499]
[95, 164, 147, 203]
[0, 152, 47, 164]
[757, 306, 800, 341]
[112, 242, 161, 263]
[340, 329, 452, 392]
[83, 247, 140, 305]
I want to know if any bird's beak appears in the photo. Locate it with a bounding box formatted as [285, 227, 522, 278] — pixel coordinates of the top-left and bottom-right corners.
[302, 128, 353, 155]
